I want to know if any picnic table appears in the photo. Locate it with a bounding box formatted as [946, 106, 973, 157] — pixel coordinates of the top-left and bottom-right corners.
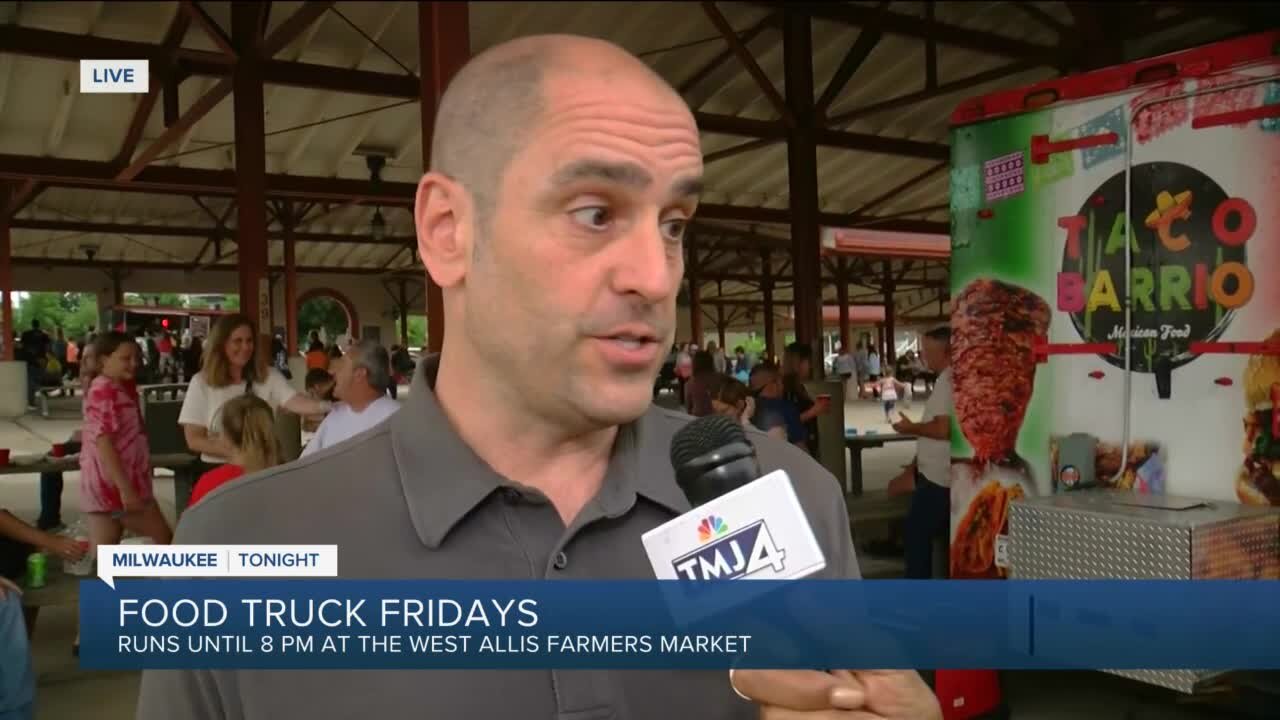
[0, 452, 198, 476]
[844, 432, 915, 496]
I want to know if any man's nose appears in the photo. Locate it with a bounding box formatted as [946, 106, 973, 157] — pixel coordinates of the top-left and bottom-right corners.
[612, 222, 681, 301]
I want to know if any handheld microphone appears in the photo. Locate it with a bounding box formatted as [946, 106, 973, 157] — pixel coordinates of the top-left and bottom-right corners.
[669, 414, 761, 506]
[642, 415, 826, 623]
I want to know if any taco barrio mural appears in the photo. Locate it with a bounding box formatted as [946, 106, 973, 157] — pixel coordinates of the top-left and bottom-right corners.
[949, 35, 1280, 579]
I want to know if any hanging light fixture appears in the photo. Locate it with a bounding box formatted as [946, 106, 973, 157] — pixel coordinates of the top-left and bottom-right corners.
[371, 207, 386, 241]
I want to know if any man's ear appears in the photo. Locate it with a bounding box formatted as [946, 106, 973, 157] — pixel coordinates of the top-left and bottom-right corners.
[414, 172, 472, 289]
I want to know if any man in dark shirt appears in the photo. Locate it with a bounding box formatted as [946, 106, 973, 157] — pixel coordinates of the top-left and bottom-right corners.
[19, 320, 49, 407]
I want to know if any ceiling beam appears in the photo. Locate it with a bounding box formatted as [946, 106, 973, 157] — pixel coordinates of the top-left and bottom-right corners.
[117, 7, 193, 164]
[774, 2, 1064, 62]
[814, 4, 885, 119]
[9, 218, 415, 246]
[9, 256, 404, 276]
[696, 203, 949, 234]
[0, 153, 418, 204]
[826, 59, 1039, 127]
[700, 2, 791, 123]
[4, 179, 42, 217]
[261, 1, 334, 58]
[846, 160, 947, 220]
[1011, 3, 1069, 35]
[0, 153, 953, 233]
[704, 137, 778, 164]
[0, 25, 417, 99]
[180, 0, 237, 60]
[678, 12, 776, 97]
[696, 112, 949, 159]
[115, 78, 233, 180]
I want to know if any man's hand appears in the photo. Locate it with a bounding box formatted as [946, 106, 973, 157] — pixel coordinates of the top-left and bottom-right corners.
[733, 669, 940, 719]
[887, 467, 915, 497]
[891, 413, 915, 435]
[732, 670, 865, 715]
[42, 534, 87, 562]
[842, 670, 941, 720]
[120, 490, 148, 515]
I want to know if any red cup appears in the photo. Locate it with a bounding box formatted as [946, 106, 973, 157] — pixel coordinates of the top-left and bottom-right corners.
[816, 394, 832, 404]
[51, 443, 66, 458]
[0, 449, 9, 466]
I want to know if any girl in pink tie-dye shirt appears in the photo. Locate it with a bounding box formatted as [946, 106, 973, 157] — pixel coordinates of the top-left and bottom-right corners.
[80, 332, 172, 549]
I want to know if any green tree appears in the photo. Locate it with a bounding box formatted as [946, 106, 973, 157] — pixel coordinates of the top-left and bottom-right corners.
[405, 315, 427, 348]
[297, 297, 349, 343]
[13, 292, 99, 340]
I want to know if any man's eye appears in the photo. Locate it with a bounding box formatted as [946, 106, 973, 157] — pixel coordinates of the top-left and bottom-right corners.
[661, 218, 687, 243]
[569, 206, 611, 230]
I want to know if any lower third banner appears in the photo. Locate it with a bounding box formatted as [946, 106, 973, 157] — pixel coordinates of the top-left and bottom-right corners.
[79, 579, 1280, 670]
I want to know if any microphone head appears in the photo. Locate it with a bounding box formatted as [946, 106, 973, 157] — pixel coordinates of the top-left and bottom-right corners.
[670, 415, 760, 507]
[670, 414, 747, 471]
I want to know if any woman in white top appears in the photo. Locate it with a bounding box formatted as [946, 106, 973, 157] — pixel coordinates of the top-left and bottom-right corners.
[179, 314, 331, 468]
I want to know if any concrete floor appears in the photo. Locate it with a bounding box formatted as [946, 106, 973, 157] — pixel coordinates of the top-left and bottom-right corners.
[1, 392, 1267, 719]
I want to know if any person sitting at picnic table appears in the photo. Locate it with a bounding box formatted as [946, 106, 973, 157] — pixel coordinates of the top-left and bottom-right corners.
[178, 314, 331, 484]
[0, 573, 34, 720]
[0, 505, 85, 719]
[301, 340, 400, 457]
[187, 396, 282, 508]
[35, 342, 99, 531]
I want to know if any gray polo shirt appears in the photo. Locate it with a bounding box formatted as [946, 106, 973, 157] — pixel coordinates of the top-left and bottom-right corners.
[138, 356, 861, 720]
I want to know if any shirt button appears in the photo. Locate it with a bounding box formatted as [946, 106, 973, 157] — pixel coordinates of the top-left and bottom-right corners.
[552, 551, 568, 570]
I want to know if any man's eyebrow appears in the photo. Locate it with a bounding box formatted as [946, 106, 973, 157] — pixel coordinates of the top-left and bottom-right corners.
[672, 176, 703, 199]
[551, 160, 653, 189]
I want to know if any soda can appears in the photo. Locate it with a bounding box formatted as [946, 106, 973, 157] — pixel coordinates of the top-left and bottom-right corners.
[26, 552, 47, 589]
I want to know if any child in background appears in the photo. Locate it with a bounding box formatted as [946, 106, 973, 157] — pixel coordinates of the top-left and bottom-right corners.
[303, 369, 335, 433]
[80, 332, 172, 549]
[877, 368, 908, 423]
[710, 375, 755, 430]
[188, 395, 282, 507]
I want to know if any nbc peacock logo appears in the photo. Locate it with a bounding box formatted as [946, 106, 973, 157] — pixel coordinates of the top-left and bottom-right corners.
[697, 516, 728, 543]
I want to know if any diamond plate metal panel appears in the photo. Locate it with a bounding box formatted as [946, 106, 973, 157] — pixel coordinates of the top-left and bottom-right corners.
[1007, 491, 1280, 694]
[1009, 504, 1189, 579]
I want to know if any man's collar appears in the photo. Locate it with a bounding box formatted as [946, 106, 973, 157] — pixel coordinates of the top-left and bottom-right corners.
[390, 355, 689, 549]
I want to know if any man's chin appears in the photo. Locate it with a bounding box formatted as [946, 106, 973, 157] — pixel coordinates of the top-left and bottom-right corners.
[579, 385, 654, 427]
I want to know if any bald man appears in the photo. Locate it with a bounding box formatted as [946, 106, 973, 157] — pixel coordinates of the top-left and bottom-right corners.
[138, 35, 938, 720]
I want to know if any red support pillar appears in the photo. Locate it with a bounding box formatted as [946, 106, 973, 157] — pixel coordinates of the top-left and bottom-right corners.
[0, 188, 12, 361]
[418, 1, 470, 355]
[231, 4, 269, 360]
[782, 11, 822, 379]
[761, 249, 775, 363]
[836, 258, 850, 352]
[882, 260, 896, 365]
[281, 203, 299, 355]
